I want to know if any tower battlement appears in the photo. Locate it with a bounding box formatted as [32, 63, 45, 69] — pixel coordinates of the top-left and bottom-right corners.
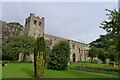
[25, 13, 44, 38]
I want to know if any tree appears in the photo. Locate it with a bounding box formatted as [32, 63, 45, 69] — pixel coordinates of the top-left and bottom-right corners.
[97, 49, 107, 62]
[89, 34, 115, 50]
[2, 34, 35, 60]
[47, 41, 70, 70]
[34, 37, 46, 78]
[107, 45, 118, 61]
[89, 9, 120, 62]
[6, 22, 23, 35]
[100, 9, 120, 54]
[88, 47, 99, 62]
[2, 22, 24, 44]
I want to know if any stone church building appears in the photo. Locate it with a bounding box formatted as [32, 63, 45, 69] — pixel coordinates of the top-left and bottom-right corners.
[18, 13, 90, 62]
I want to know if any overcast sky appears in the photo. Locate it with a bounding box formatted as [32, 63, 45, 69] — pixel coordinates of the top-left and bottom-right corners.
[2, 2, 118, 44]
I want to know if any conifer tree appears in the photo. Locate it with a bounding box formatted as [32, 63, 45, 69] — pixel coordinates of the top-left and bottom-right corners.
[34, 37, 46, 78]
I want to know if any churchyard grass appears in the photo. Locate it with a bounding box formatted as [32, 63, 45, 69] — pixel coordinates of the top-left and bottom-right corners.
[0, 70, 1, 79]
[69, 63, 120, 70]
[68, 63, 120, 76]
[2, 62, 117, 78]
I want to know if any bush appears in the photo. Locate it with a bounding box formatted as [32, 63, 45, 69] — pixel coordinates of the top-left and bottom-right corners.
[47, 41, 70, 70]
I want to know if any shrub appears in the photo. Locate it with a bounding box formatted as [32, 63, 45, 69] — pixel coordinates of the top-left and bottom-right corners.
[47, 41, 70, 70]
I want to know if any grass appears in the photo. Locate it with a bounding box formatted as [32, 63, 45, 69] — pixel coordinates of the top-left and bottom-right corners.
[69, 63, 120, 70]
[0, 64, 2, 79]
[2, 62, 117, 78]
[68, 63, 120, 76]
[2, 63, 34, 78]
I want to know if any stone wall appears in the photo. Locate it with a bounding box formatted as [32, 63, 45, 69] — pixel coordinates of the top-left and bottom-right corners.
[44, 34, 89, 62]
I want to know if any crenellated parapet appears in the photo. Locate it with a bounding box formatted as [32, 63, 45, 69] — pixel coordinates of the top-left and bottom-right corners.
[25, 13, 44, 38]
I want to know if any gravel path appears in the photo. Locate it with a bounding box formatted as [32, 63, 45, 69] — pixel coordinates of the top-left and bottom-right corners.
[68, 69, 120, 78]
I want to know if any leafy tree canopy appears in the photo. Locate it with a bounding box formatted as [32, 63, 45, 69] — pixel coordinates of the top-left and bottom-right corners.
[2, 34, 35, 60]
[2, 22, 24, 44]
[89, 9, 120, 61]
[100, 9, 120, 51]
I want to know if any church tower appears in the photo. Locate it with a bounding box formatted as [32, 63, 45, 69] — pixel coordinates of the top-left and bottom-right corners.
[25, 13, 44, 38]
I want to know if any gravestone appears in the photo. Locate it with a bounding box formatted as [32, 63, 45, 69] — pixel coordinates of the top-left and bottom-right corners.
[18, 53, 24, 62]
[29, 54, 34, 62]
[106, 58, 110, 64]
[68, 62, 70, 65]
[97, 58, 102, 64]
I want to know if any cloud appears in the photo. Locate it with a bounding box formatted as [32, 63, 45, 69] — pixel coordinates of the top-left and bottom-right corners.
[2, 2, 117, 43]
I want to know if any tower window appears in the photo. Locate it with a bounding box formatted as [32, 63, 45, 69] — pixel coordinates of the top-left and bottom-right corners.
[34, 20, 37, 25]
[39, 22, 42, 26]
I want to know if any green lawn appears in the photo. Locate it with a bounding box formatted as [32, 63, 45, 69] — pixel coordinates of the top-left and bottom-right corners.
[69, 63, 120, 70]
[2, 62, 117, 78]
[68, 63, 119, 76]
[0, 64, 2, 79]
